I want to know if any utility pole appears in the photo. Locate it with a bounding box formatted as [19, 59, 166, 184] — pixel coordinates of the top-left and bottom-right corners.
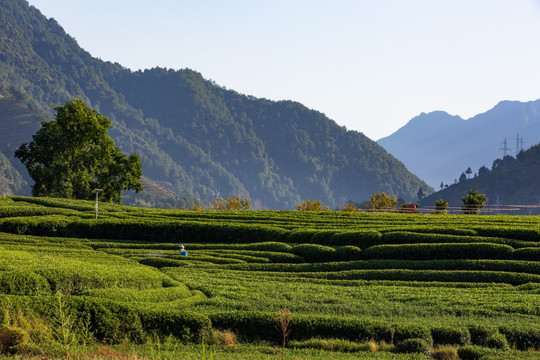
[92, 189, 103, 219]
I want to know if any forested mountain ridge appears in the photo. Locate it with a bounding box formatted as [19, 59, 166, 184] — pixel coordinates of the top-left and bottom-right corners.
[419, 142, 540, 210]
[378, 99, 540, 189]
[0, 0, 432, 208]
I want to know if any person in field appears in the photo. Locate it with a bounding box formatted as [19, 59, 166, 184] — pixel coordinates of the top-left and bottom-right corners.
[179, 244, 188, 256]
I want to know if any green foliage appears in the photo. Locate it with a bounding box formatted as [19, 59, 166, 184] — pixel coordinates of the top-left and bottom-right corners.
[0, 270, 50, 296]
[434, 199, 448, 214]
[211, 196, 251, 210]
[362, 243, 514, 261]
[513, 248, 540, 261]
[0, 0, 434, 209]
[296, 200, 330, 211]
[462, 189, 487, 214]
[486, 332, 510, 351]
[14, 99, 142, 203]
[334, 246, 362, 261]
[0, 151, 26, 196]
[366, 192, 398, 211]
[339, 202, 358, 212]
[288, 338, 374, 352]
[431, 326, 471, 345]
[0, 326, 29, 354]
[457, 345, 487, 360]
[1, 196, 540, 355]
[394, 338, 431, 355]
[329, 230, 382, 248]
[291, 244, 337, 263]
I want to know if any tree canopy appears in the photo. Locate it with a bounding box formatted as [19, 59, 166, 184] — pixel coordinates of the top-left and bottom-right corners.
[461, 189, 487, 214]
[15, 99, 142, 203]
[366, 192, 398, 211]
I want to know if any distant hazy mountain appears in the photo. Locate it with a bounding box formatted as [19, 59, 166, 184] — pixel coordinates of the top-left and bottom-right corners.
[378, 100, 540, 189]
[0, 0, 432, 208]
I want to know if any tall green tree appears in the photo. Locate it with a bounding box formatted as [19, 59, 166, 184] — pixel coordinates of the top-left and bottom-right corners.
[15, 99, 142, 203]
[461, 189, 487, 214]
[366, 192, 398, 212]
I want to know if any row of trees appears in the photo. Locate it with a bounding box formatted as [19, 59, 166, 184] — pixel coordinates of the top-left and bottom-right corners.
[294, 190, 487, 215]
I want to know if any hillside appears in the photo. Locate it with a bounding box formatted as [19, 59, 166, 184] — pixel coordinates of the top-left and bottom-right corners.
[378, 100, 540, 188]
[419, 142, 540, 212]
[0, 0, 432, 208]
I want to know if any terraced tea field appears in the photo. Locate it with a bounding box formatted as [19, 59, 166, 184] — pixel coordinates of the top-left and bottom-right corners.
[0, 195, 539, 359]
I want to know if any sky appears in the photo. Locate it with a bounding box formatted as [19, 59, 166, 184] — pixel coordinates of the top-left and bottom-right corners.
[27, 0, 540, 141]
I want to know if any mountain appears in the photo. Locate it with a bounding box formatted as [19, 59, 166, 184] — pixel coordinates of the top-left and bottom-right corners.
[419, 142, 540, 212]
[378, 100, 540, 189]
[0, 0, 432, 208]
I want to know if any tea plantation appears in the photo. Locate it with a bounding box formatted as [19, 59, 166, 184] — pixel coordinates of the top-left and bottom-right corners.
[0, 195, 539, 359]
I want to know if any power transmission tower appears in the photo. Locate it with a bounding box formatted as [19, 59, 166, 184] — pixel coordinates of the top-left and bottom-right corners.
[500, 138, 510, 157]
[515, 134, 524, 156]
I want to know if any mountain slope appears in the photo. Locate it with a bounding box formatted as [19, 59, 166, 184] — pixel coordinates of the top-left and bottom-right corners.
[419, 143, 540, 211]
[378, 100, 540, 188]
[0, 0, 433, 208]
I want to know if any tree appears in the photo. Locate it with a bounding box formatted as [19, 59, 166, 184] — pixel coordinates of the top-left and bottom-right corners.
[366, 192, 398, 212]
[461, 189, 487, 214]
[434, 198, 448, 214]
[459, 172, 467, 183]
[440, 182, 444, 190]
[296, 199, 329, 211]
[339, 201, 357, 212]
[15, 99, 142, 203]
[465, 167, 472, 179]
[211, 196, 251, 210]
[478, 165, 490, 176]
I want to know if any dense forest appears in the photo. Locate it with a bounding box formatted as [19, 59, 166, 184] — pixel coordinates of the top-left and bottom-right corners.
[0, 0, 432, 208]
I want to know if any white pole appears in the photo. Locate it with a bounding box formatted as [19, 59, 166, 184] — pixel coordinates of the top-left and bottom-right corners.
[92, 189, 103, 219]
[95, 192, 99, 219]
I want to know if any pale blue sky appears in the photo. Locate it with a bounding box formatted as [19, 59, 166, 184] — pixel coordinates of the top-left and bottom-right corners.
[27, 0, 540, 140]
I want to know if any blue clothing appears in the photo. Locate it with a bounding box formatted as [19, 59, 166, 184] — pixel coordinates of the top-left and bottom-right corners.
[180, 250, 188, 256]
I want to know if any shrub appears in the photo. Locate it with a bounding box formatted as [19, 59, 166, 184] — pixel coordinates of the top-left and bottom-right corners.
[0, 270, 51, 296]
[335, 246, 362, 261]
[201, 328, 238, 346]
[431, 345, 459, 360]
[486, 332, 509, 350]
[289, 338, 367, 352]
[330, 230, 382, 248]
[457, 345, 488, 360]
[468, 324, 497, 346]
[431, 326, 471, 345]
[513, 248, 540, 261]
[291, 244, 336, 263]
[380, 231, 509, 246]
[242, 242, 292, 252]
[310, 231, 338, 245]
[0, 326, 29, 354]
[499, 325, 540, 350]
[395, 338, 431, 355]
[362, 243, 514, 260]
[288, 230, 317, 244]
